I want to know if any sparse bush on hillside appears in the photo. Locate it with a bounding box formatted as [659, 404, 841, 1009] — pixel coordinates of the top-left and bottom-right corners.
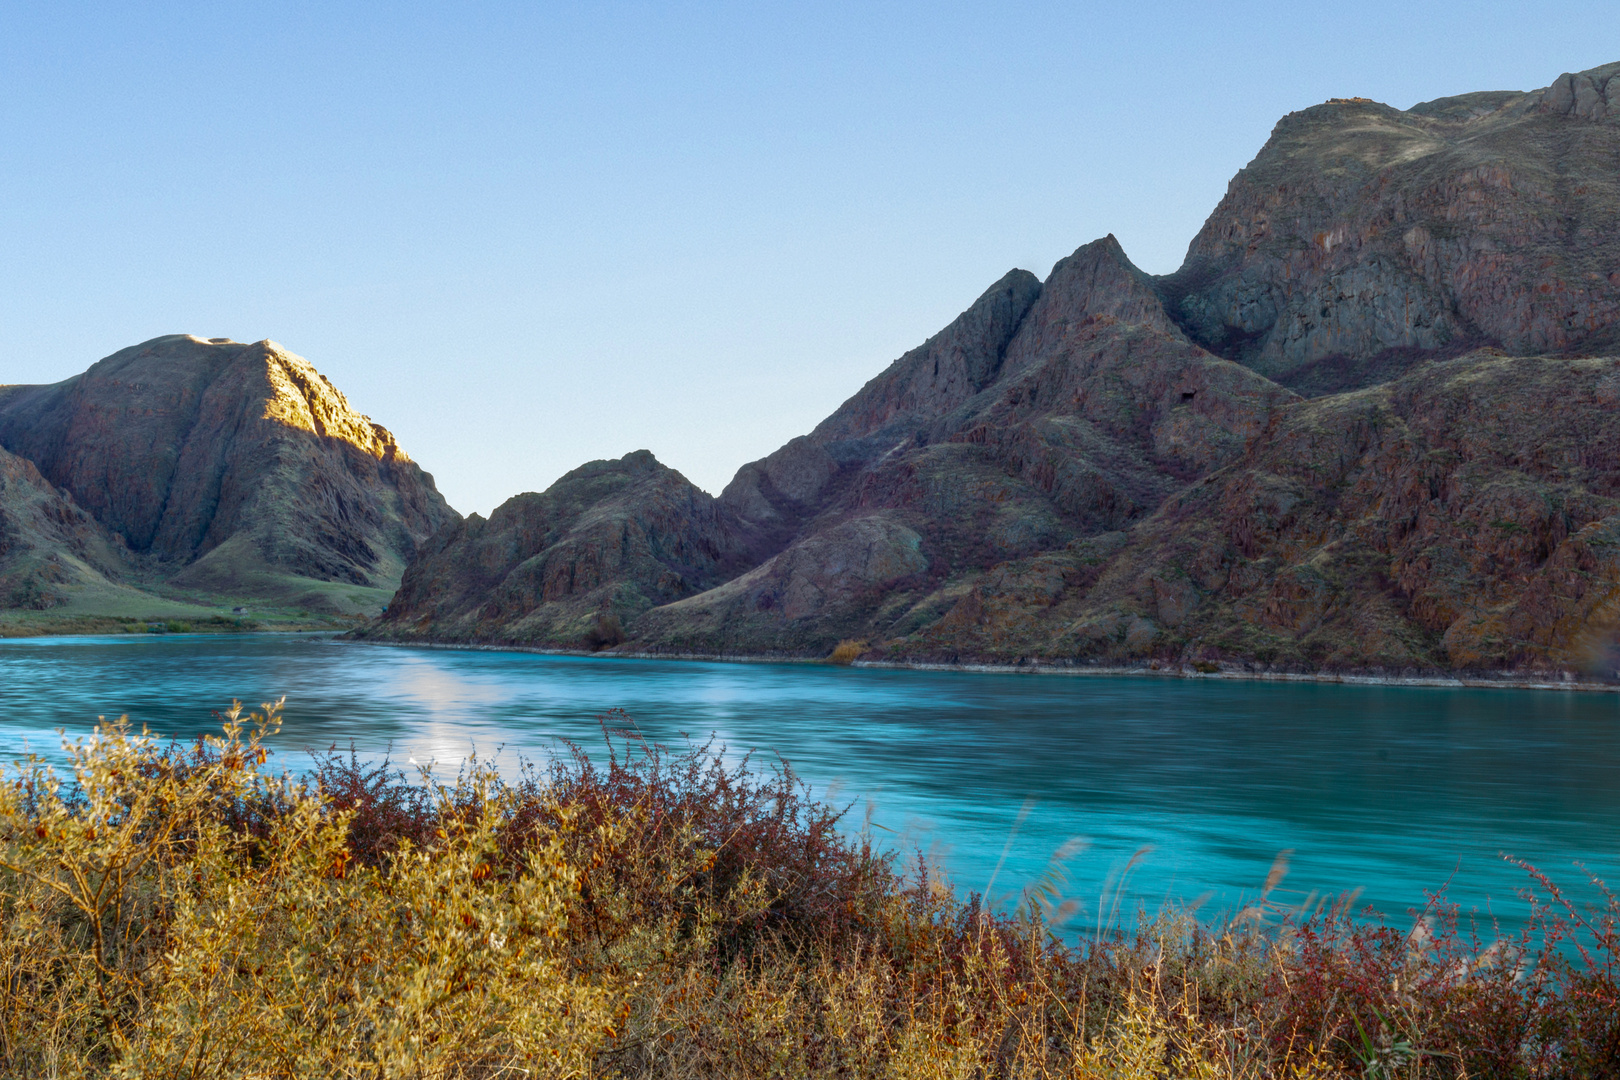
[584, 613, 625, 651]
[828, 639, 867, 665]
[5, 575, 63, 610]
[0, 704, 1617, 1077]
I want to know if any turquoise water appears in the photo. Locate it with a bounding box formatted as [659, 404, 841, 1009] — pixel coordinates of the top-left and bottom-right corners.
[3, 632, 1618, 933]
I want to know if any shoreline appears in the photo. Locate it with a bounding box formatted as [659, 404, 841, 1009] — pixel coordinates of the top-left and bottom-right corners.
[14, 623, 1615, 692]
[0, 611, 364, 639]
[348, 637, 1620, 693]
[0, 623, 351, 640]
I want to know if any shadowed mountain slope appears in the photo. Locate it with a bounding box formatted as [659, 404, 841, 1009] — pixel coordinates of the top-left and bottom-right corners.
[0, 445, 128, 609]
[368, 450, 754, 645]
[0, 335, 456, 616]
[891, 350, 1620, 675]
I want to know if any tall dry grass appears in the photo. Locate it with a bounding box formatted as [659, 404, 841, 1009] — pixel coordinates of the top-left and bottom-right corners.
[0, 703, 1616, 1078]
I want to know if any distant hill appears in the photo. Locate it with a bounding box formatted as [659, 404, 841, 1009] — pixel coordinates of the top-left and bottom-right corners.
[381, 450, 753, 644]
[0, 335, 456, 627]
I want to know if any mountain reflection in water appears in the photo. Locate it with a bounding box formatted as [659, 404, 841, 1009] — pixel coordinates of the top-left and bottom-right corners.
[2, 632, 1617, 932]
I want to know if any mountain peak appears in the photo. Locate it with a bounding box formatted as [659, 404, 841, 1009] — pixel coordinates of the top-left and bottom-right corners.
[808, 266, 1042, 444]
[1160, 64, 1620, 389]
[1535, 60, 1620, 121]
[0, 336, 456, 611]
[997, 236, 1179, 377]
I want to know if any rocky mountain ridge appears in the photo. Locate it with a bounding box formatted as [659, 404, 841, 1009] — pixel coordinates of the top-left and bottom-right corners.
[363, 60, 1620, 678]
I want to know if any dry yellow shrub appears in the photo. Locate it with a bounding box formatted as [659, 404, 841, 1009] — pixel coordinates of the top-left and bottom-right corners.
[828, 640, 867, 665]
[0, 705, 613, 1079]
[0, 704, 1478, 1079]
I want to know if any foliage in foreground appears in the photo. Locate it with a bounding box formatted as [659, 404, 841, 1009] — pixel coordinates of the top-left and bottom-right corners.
[0, 705, 1616, 1078]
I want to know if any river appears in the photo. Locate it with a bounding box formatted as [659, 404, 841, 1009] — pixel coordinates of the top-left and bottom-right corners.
[3, 632, 1617, 934]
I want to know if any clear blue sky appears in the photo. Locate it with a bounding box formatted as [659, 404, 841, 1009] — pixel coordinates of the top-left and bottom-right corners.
[0, 2, 1610, 514]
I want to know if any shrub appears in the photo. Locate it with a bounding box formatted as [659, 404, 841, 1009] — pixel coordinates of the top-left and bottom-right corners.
[0, 706, 609, 1078]
[2, 704, 1618, 1077]
[828, 639, 867, 665]
[6, 576, 62, 610]
[583, 613, 624, 651]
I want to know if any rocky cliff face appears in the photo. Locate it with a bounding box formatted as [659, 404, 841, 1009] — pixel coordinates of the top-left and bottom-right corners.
[0, 335, 456, 612]
[886, 350, 1620, 675]
[380, 60, 1620, 677]
[807, 269, 1045, 446]
[1157, 61, 1620, 394]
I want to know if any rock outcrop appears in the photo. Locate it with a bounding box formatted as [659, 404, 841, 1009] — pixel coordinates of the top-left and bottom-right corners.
[378, 60, 1620, 678]
[0, 335, 456, 612]
[1157, 61, 1620, 394]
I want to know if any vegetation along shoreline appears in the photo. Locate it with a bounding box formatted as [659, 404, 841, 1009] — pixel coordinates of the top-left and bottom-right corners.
[2, 702, 1616, 1076]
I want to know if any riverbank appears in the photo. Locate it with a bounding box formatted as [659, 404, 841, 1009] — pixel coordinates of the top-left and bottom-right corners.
[354, 636, 1620, 693]
[11, 616, 1611, 690]
[0, 611, 362, 638]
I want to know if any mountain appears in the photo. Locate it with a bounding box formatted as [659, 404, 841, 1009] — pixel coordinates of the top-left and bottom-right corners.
[370, 60, 1620, 677]
[364, 243, 1295, 651]
[1158, 61, 1620, 394]
[0, 335, 456, 621]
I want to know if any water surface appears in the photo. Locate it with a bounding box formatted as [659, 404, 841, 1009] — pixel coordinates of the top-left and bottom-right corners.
[3, 633, 1617, 933]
